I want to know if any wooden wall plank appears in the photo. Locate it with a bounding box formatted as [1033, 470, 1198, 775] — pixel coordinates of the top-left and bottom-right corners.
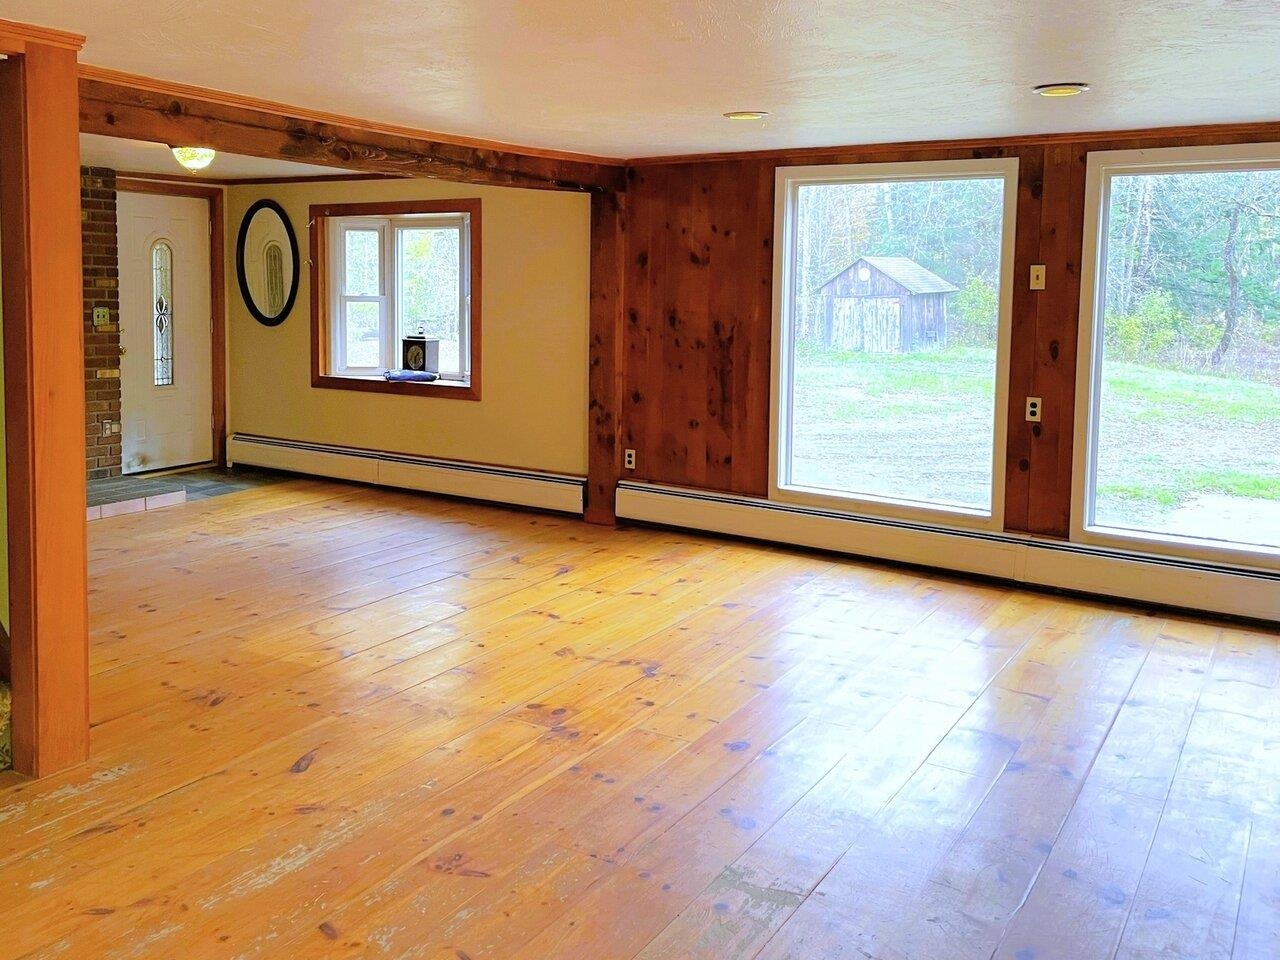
[1027, 143, 1088, 536]
[1003, 146, 1047, 533]
[621, 160, 774, 497]
[0, 42, 91, 776]
[585, 190, 626, 524]
[621, 164, 664, 491]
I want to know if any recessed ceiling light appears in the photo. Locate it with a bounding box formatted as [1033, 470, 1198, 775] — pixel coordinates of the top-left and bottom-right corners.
[171, 146, 217, 171]
[723, 110, 769, 121]
[1033, 82, 1090, 98]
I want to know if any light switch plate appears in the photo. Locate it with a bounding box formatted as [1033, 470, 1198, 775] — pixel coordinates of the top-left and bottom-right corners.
[92, 306, 111, 326]
[1029, 265, 1046, 291]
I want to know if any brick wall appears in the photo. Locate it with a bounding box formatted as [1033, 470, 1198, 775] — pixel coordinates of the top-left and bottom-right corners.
[82, 167, 121, 480]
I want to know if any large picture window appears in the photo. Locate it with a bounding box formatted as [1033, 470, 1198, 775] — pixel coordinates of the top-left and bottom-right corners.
[1076, 146, 1280, 564]
[312, 199, 480, 398]
[773, 159, 1018, 525]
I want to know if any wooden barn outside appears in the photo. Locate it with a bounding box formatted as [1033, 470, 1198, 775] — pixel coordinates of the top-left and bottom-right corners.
[816, 256, 959, 353]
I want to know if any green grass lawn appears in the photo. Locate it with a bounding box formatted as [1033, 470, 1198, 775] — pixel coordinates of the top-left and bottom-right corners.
[790, 343, 1280, 536]
[790, 344, 998, 510]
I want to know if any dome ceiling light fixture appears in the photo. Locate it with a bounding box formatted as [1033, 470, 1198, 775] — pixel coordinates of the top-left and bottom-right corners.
[1032, 82, 1091, 98]
[171, 146, 217, 172]
[723, 110, 770, 121]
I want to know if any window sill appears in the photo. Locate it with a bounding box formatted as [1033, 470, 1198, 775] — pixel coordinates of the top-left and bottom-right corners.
[772, 481, 999, 532]
[312, 373, 480, 401]
[1075, 522, 1280, 574]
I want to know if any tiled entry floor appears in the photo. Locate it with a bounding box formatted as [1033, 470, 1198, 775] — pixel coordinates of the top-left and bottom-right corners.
[86, 466, 287, 519]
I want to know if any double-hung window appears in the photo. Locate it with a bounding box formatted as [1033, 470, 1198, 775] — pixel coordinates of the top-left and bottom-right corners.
[772, 159, 1018, 528]
[1074, 144, 1280, 567]
[314, 199, 480, 397]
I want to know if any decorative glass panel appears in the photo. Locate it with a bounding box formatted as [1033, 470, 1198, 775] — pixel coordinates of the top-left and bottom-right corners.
[264, 242, 285, 316]
[152, 241, 174, 387]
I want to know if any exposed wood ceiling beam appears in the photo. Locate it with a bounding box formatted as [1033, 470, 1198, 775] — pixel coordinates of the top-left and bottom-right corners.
[78, 66, 622, 165]
[105, 169, 409, 188]
[79, 73, 627, 194]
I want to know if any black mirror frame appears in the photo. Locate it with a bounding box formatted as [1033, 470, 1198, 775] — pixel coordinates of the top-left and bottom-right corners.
[236, 199, 300, 327]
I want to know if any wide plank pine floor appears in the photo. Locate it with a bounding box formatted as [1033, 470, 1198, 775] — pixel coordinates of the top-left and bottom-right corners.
[1, 477, 1276, 959]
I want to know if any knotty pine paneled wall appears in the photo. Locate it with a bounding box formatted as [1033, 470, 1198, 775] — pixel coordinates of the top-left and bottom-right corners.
[622, 159, 776, 498]
[607, 126, 1280, 538]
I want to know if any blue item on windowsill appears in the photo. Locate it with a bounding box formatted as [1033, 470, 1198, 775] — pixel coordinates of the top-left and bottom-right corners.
[383, 370, 440, 383]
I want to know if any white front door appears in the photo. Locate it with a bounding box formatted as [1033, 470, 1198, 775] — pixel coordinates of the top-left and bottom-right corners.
[118, 191, 213, 474]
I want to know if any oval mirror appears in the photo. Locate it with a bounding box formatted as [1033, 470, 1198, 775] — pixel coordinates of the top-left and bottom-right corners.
[236, 199, 299, 326]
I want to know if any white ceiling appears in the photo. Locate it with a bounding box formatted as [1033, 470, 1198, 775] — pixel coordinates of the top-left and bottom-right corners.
[17, 1, 1280, 159]
[79, 134, 352, 180]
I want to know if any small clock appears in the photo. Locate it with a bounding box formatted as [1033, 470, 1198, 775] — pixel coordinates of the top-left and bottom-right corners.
[401, 336, 440, 373]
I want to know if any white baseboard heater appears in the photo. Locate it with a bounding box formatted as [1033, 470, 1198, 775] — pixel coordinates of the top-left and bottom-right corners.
[227, 434, 585, 515]
[616, 481, 1279, 622]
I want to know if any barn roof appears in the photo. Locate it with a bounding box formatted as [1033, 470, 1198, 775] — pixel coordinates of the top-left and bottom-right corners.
[818, 256, 959, 295]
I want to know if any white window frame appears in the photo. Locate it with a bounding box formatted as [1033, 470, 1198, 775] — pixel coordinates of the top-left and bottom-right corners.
[329, 218, 387, 376]
[327, 212, 472, 382]
[1072, 142, 1280, 571]
[770, 158, 1019, 531]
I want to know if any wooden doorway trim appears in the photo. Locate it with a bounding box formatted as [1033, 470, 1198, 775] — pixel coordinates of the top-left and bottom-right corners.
[0, 33, 90, 776]
[116, 177, 227, 466]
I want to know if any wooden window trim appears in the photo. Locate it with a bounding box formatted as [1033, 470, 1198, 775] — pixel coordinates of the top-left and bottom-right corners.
[310, 198, 482, 401]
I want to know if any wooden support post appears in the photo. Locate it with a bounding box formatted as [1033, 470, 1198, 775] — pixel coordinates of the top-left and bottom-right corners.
[586, 189, 626, 525]
[0, 29, 90, 776]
